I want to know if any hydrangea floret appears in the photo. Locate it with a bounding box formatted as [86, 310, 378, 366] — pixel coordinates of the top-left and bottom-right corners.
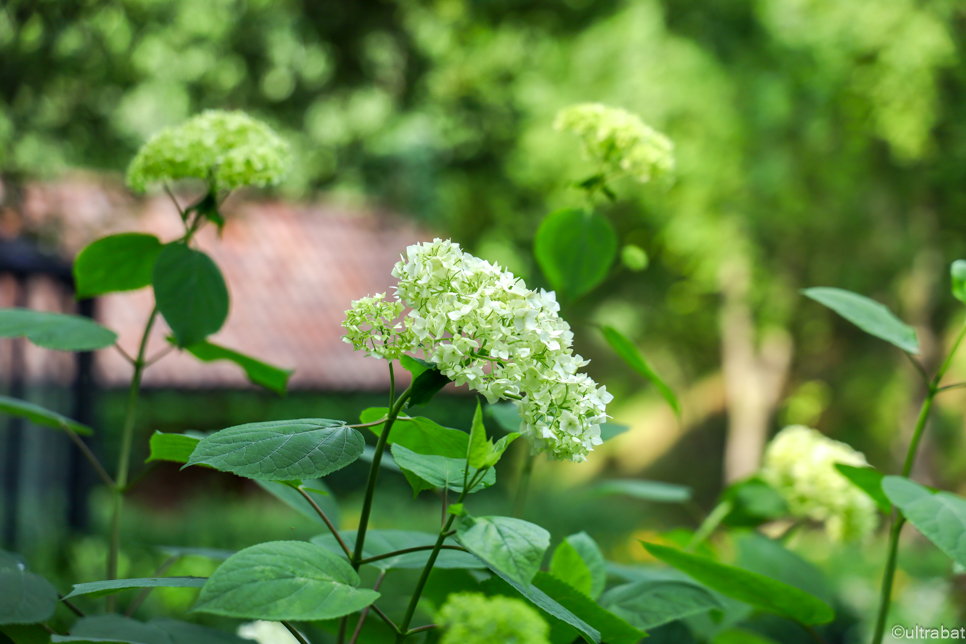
[437, 592, 550, 644]
[760, 425, 878, 542]
[127, 110, 290, 193]
[554, 103, 674, 183]
[342, 293, 415, 361]
[342, 238, 613, 462]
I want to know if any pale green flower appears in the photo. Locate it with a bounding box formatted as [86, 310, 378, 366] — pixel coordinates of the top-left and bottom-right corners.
[127, 110, 290, 192]
[342, 293, 415, 361]
[761, 425, 878, 542]
[438, 593, 550, 644]
[555, 103, 674, 183]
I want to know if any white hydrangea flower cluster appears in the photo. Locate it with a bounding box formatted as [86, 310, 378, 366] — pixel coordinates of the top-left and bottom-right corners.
[127, 110, 290, 192]
[342, 293, 415, 361]
[760, 425, 878, 542]
[342, 239, 612, 462]
[554, 103, 675, 183]
[237, 621, 300, 644]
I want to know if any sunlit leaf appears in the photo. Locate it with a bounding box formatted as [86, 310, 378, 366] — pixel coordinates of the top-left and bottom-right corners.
[802, 287, 918, 354]
[0, 309, 117, 352]
[74, 233, 163, 299]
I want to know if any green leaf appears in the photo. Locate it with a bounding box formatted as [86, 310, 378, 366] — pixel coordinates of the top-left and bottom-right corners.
[400, 355, 433, 379]
[802, 287, 919, 354]
[882, 476, 966, 567]
[599, 579, 721, 631]
[156, 547, 234, 561]
[0, 309, 117, 352]
[555, 533, 607, 599]
[534, 208, 617, 302]
[713, 629, 780, 644]
[532, 573, 644, 644]
[150, 619, 248, 644]
[601, 325, 680, 416]
[64, 577, 207, 600]
[487, 402, 521, 433]
[183, 341, 292, 395]
[147, 432, 201, 464]
[256, 479, 339, 528]
[549, 541, 593, 597]
[361, 408, 468, 458]
[0, 624, 51, 644]
[0, 396, 92, 436]
[193, 541, 379, 620]
[185, 419, 363, 481]
[73, 233, 163, 299]
[311, 530, 483, 571]
[152, 244, 229, 348]
[0, 552, 57, 626]
[390, 444, 495, 495]
[599, 422, 630, 442]
[641, 542, 834, 625]
[456, 514, 549, 586]
[835, 464, 891, 514]
[358, 446, 402, 472]
[407, 365, 450, 408]
[595, 479, 692, 503]
[952, 260, 966, 304]
[734, 533, 833, 605]
[51, 615, 170, 644]
[467, 400, 519, 469]
[721, 477, 788, 527]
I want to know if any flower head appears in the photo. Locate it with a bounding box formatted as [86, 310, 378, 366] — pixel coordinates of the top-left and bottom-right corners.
[760, 425, 878, 542]
[437, 593, 550, 644]
[554, 103, 674, 183]
[127, 110, 290, 192]
[342, 293, 416, 361]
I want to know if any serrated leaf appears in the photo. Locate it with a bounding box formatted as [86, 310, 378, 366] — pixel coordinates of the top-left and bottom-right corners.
[51, 615, 169, 644]
[192, 541, 379, 620]
[802, 287, 919, 354]
[147, 432, 201, 464]
[641, 542, 834, 625]
[602, 325, 680, 416]
[311, 530, 483, 571]
[0, 396, 92, 436]
[467, 401, 518, 469]
[400, 355, 433, 379]
[883, 476, 966, 568]
[390, 444, 494, 495]
[64, 578, 206, 600]
[185, 419, 363, 481]
[408, 365, 450, 408]
[456, 514, 548, 586]
[534, 208, 617, 302]
[550, 541, 593, 597]
[256, 479, 340, 529]
[0, 309, 117, 352]
[152, 244, 229, 348]
[595, 479, 692, 503]
[150, 619, 247, 644]
[599, 579, 721, 632]
[74, 233, 164, 299]
[0, 563, 57, 625]
[555, 533, 606, 600]
[835, 464, 891, 514]
[183, 341, 292, 395]
[532, 573, 643, 644]
[360, 408, 468, 458]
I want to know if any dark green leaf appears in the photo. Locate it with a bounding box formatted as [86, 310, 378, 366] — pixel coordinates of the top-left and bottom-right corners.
[712, 629, 780, 644]
[64, 578, 206, 600]
[599, 579, 721, 631]
[311, 530, 482, 571]
[534, 208, 617, 302]
[358, 446, 402, 472]
[735, 533, 833, 605]
[532, 573, 644, 644]
[390, 444, 494, 495]
[599, 423, 629, 442]
[400, 355, 433, 379]
[51, 615, 170, 644]
[185, 419, 363, 481]
[183, 341, 292, 395]
[360, 408, 468, 458]
[595, 479, 692, 503]
[554, 533, 606, 600]
[641, 542, 834, 625]
[487, 403, 521, 433]
[407, 365, 450, 408]
[0, 396, 92, 436]
[456, 514, 549, 586]
[802, 287, 919, 354]
[835, 464, 891, 514]
[256, 479, 340, 528]
[150, 619, 247, 644]
[156, 547, 234, 561]
[147, 432, 200, 464]
[0, 309, 117, 352]
[192, 541, 379, 620]
[73, 233, 163, 299]
[0, 554, 57, 626]
[0, 624, 51, 644]
[467, 400, 518, 468]
[882, 476, 966, 567]
[721, 477, 788, 527]
[601, 325, 680, 416]
[152, 244, 229, 347]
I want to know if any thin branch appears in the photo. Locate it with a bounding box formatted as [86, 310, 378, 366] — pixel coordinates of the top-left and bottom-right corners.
[903, 351, 931, 386]
[281, 621, 310, 644]
[297, 486, 352, 558]
[804, 624, 828, 644]
[125, 555, 179, 617]
[114, 344, 136, 365]
[407, 624, 438, 634]
[59, 594, 85, 618]
[41, 624, 59, 636]
[369, 605, 399, 634]
[163, 182, 186, 219]
[348, 572, 386, 644]
[122, 462, 159, 493]
[937, 381, 966, 393]
[358, 544, 467, 566]
[62, 426, 115, 489]
[144, 345, 176, 368]
[348, 416, 414, 429]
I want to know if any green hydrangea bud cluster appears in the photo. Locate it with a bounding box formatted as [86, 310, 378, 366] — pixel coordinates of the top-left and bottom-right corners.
[437, 592, 550, 644]
[341, 293, 415, 361]
[760, 425, 878, 542]
[126, 110, 290, 193]
[554, 103, 674, 184]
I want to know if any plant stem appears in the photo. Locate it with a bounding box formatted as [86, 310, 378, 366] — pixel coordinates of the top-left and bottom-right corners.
[107, 308, 157, 609]
[62, 426, 114, 489]
[348, 572, 386, 644]
[125, 554, 179, 617]
[298, 486, 351, 558]
[512, 453, 535, 518]
[358, 544, 467, 566]
[685, 500, 732, 552]
[281, 621, 310, 644]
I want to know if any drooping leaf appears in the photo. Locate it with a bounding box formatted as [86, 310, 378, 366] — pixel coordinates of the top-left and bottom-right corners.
[532, 573, 644, 644]
[256, 479, 340, 529]
[534, 208, 617, 302]
[183, 341, 292, 395]
[641, 542, 834, 625]
[456, 514, 549, 586]
[407, 365, 450, 408]
[595, 479, 692, 504]
[0, 552, 57, 626]
[721, 477, 788, 527]
[734, 533, 833, 605]
[554, 533, 607, 600]
[146, 432, 202, 464]
[51, 615, 170, 644]
[185, 419, 363, 481]
[835, 464, 891, 514]
[549, 540, 593, 597]
[390, 444, 495, 495]
[802, 287, 919, 354]
[952, 261, 966, 304]
[599, 579, 721, 631]
[192, 541, 379, 620]
[152, 244, 229, 348]
[882, 476, 966, 567]
[74, 233, 164, 299]
[64, 577, 207, 600]
[0, 309, 117, 352]
[400, 355, 433, 379]
[311, 530, 483, 571]
[0, 396, 92, 436]
[601, 325, 680, 416]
